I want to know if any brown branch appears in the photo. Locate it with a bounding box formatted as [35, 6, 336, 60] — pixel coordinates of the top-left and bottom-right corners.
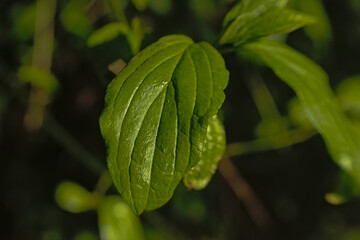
[218, 157, 274, 230]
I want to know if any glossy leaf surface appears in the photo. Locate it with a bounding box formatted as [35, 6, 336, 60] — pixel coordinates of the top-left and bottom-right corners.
[183, 115, 226, 190]
[100, 35, 229, 214]
[239, 39, 360, 191]
[220, 0, 314, 45]
[97, 196, 145, 240]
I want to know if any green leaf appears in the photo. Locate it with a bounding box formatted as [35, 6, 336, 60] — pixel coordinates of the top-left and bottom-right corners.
[17, 65, 58, 94]
[127, 17, 144, 54]
[336, 75, 360, 119]
[97, 196, 145, 240]
[220, 5, 315, 45]
[222, 0, 288, 28]
[238, 39, 360, 192]
[88, 19, 144, 54]
[183, 115, 226, 190]
[287, 98, 313, 130]
[12, 3, 36, 41]
[87, 22, 129, 47]
[60, 0, 93, 37]
[132, 0, 150, 11]
[100, 35, 229, 214]
[55, 181, 99, 213]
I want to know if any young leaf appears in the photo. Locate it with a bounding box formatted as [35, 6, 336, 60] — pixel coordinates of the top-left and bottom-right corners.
[100, 35, 229, 214]
[87, 22, 129, 47]
[17, 65, 58, 94]
[132, 0, 150, 11]
[97, 196, 145, 240]
[60, 0, 93, 37]
[55, 181, 98, 213]
[336, 76, 360, 119]
[183, 115, 226, 190]
[238, 39, 360, 191]
[222, 0, 288, 28]
[220, 6, 315, 45]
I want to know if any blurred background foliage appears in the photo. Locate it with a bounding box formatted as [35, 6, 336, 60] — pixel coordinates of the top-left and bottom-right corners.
[1, 0, 360, 239]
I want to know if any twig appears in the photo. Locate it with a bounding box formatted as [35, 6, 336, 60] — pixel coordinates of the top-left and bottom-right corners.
[218, 157, 273, 230]
[227, 128, 316, 158]
[43, 114, 106, 175]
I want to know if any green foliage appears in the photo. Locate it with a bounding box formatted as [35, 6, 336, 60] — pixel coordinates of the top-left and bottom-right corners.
[287, 98, 313, 130]
[87, 22, 129, 47]
[17, 65, 58, 94]
[12, 3, 36, 41]
[97, 196, 145, 240]
[289, 0, 332, 52]
[88, 18, 144, 54]
[149, 0, 172, 15]
[100, 35, 229, 214]
[55, 181, 99, 213]
[183, 115, 226, 190]
[132, 0, 150, 11]
[336, 76, 360, 120]
[220, 5, 315, 45]
[238, 39, 360, 193]
[60, 0, 93, 37]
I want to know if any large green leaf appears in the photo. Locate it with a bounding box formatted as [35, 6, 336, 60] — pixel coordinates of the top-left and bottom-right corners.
[238, 39, 360, 192]
[183, 115, 226, 190]
[220, 3, 314, 45]
[100, 35, 229, 214]
[97, 196, 145, 240]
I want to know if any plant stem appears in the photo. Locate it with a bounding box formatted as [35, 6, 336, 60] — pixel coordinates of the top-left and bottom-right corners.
[43, 114, 106, 175]
[245, 71, 282, 120]
[24, 0, 57, 131]
[218, 157, 274, 230]
[227, 128, 316, 158]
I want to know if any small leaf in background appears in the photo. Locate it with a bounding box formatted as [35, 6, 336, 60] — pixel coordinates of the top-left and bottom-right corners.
[100, 35, 229, 214]
[220, 2, 315, 45]
[132, 0, 150, 11]
[149, 0, 172, 15]
[255, 117, 289, 138]
[287, 98, 313, 130]
[126, 17, 145, 54]
[73, 231, 99, 240]
[183, 115, 226, 190]
[12, 3, 36, 41]
[336, 76, 360, 120]
[60, 0, 93, 37]
[107, 0, 129, 23]
[87, 22, 129, 47]
[238, 38, 360, 195]
[17, 65, 58, 94]
[97, 196, 145, 240]
[55, 181, 99, 213]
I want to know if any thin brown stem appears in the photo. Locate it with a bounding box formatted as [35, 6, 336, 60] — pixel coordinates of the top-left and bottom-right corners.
[218, 157, 274, 230]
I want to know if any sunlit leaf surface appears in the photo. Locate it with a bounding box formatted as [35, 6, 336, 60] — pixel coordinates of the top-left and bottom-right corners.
[100, 35, 229, 214]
